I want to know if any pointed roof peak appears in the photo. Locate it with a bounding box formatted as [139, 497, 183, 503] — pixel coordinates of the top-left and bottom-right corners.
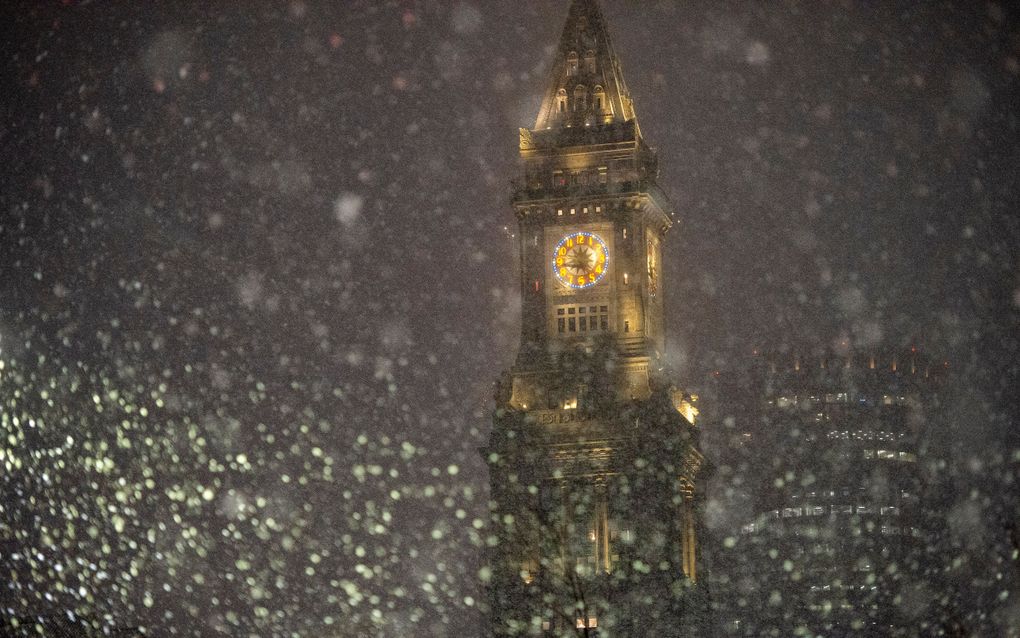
[532, 0, 639, 134]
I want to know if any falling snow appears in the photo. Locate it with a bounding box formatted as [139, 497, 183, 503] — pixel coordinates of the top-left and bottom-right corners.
[1, 1, 1018, 637]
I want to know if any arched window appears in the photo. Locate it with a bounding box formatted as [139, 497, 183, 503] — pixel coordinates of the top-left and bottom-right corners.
[567, 51, 579, 77]
[593, 86, 606, 113]
[585, 50, 596, 74]
[573, 85, 587, 112]
[556, 89, 568, 114]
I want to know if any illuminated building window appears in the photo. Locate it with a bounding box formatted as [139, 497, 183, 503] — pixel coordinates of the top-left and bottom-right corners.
[622, 227, 628, 239]
[567, 51, 579, 76]
[556, 305, 610, 335]
[570, 208, 576, 215]
[557, 208, 564, 216]
[623, 272, 629, 285]
[553, 170, 566, 187]
[585, 50, 596, 74]
[557, 88, 568, 113]
[595, 205, 603, 213]
[533, 279, 540, 293]
[594, 85, 605, 111]
[624, 320, 630, 333]
[598, 167, 608, 184]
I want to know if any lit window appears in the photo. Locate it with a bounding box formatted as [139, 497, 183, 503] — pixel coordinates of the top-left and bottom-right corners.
[585, 51, 596, 74]
[555, 305, 610, 335]
[567, 52, 579, 76]
[624, 320, 630, 333]
[623, 273, 629, 285]
[598, 167, 608, 184]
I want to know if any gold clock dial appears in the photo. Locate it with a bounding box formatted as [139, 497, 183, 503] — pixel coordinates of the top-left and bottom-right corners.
[553, 232, 609, 289]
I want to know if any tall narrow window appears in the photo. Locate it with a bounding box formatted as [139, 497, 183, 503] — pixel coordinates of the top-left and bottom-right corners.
[556, 89, 568, 114]
[594, 86, 606, 112]
[567, 52, 579, 77]
[585, 51, 597, 74]
[624, 320, 630, 333]
[623, 272, 630, 285]
[574, 85, 587, 112]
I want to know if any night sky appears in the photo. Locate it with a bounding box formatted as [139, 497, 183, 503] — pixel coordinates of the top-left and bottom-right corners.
[2, 1, 1018, 636]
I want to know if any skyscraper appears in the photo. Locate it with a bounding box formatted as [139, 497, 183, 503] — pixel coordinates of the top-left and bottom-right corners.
[484, 1, 706, 635]
[707, 350, 947, 637]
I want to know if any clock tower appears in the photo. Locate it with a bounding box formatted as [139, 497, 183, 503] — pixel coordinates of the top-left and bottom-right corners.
[485, 1, 707, 636]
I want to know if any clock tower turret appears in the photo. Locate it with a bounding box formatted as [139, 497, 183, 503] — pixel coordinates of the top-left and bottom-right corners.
[486, 2, 707, 636]
[509, 0, 672, 411]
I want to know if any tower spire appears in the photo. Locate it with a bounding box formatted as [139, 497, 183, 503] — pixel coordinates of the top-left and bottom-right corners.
[533, 0, 639, 133]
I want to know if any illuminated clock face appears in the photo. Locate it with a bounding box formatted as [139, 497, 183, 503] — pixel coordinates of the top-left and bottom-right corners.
[553, 232, 610, 289]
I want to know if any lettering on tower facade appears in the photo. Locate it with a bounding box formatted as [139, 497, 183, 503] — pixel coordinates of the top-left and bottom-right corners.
[485, 2, 707, 636]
